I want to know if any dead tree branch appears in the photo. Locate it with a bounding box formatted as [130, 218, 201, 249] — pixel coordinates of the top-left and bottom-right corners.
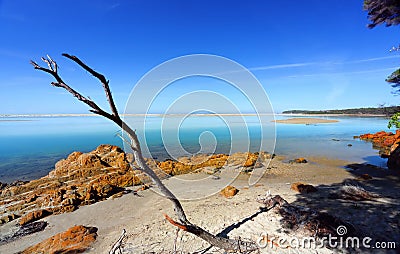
[31, 54, 259, 252]
[109, 229, 126, 254]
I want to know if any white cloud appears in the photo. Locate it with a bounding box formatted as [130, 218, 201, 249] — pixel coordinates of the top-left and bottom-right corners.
[249, 62, 316, 71]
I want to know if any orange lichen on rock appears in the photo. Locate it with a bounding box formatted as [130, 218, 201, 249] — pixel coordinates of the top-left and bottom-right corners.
[21, 225, 97, 254]
[358, 130, 400, 169]
[289, 157, 308, 164]
[358, 130, 400, 157]
[291, 182, 317, 193]
[0, 144, 272, 225]
[220, 185, 239, 198]
[19, 209, 52, 226]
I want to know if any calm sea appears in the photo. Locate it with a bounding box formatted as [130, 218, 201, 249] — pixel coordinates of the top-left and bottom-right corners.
[0, 115, 390, 183]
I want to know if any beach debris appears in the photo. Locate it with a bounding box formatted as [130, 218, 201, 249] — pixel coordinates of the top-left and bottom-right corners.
[20, 225, 97, 254]
[330, 184, 379, 201]
[347, 143, 353, 147]
[290, 182, 317, 193]
[289, 157, 308, 164]
[257, 194, 358, 244]
[109, 229, 126, 254]
[220, 185, 239, 198]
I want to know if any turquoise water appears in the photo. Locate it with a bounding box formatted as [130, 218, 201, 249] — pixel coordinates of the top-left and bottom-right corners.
[0, 115, 390, 183]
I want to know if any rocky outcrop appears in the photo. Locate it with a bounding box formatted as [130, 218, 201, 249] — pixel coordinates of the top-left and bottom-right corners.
[358, 130, 400, 156]
[358, 130, 400, 169]
[20, 225, 97, 254]
[0, 145, 271, 226]
[0, 145, 141, 225]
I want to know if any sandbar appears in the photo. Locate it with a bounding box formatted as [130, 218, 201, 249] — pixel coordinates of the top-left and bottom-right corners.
[274, 117, 339, 124]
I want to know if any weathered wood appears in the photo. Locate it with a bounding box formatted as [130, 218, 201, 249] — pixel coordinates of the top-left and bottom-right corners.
[109, 229, 126, 254]
[31, 54, 259, 252]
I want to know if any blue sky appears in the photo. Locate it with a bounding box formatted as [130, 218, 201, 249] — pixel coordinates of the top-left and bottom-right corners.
[0, 0, 399, 114]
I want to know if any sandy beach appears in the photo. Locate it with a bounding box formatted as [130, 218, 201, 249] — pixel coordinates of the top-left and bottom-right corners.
[274, 118, 339, 124]
[1, 155, 398, 253]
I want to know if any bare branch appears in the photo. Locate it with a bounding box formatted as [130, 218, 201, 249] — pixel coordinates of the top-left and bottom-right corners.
[31, 54, 260, 253]
[62, 53, 120, 119]
[109, 229, 126, 254]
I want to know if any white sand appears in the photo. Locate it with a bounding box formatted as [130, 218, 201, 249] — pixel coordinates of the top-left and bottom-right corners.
[2, 157, 398, 253]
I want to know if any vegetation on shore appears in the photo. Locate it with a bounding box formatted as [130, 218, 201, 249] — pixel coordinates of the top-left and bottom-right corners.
[282, 106, 400, 115]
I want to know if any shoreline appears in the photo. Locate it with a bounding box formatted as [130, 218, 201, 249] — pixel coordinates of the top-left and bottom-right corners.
[273, 117, 339, 124]
[0, 113, 388, 118]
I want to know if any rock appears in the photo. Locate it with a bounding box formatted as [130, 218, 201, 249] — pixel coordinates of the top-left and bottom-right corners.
[291, 182, 317, 193]
[0, 213, 19, 224]
[19, 209, 52, 226]
[388, 145, 400, 170]
[11, 221, 48, 241]
[356, 174, 373, 181]
[358, 131, 399, 157]
[21, 225, 97, 254]
[0, 221, 48, 244]
[0, 145, 142, 225]
[0, 144, 269, 226]
[220, 185, 239, 198]
[289, 158, 308, 164]
[0, 182, 7, 190]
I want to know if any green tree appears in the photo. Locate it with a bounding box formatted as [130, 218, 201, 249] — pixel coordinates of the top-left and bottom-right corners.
[364, 0, 400, 128]
[388, 112, 400, 129]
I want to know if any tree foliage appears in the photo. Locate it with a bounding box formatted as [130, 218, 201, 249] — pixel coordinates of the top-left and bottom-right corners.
[386, 68, 400, 93]
[388, 112, 400, 129]
[364, 0, 400, 28]
[282, 106, 400, 116]
[364, 0, 400, 92]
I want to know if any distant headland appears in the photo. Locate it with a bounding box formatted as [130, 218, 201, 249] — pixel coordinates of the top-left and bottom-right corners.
[282, 106, 400, 116]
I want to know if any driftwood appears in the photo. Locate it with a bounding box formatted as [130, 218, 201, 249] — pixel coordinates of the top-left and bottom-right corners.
[257, 194, 358, 240]
[31, 54, 258, 252]
[109, 229, 126, 254]
[330, 185, 379, 201]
